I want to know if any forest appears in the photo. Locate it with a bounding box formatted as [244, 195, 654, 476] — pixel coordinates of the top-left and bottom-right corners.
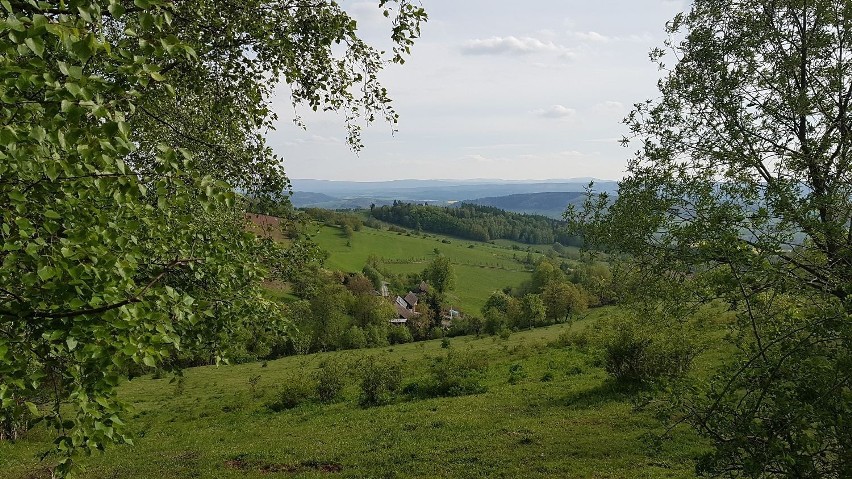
[370, 202, 582, 246]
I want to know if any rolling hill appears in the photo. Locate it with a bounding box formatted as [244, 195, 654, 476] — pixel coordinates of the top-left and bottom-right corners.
[461, 192, 588, 219]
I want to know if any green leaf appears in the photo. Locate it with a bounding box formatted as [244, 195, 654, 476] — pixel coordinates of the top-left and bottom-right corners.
[108, 1, 126, 18]
[25, 36, 45, 57]
[66, 337, 78, 351]
[37, 265, 55, 281]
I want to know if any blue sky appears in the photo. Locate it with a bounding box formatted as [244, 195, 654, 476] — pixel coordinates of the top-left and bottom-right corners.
[267, 0, 688, 181]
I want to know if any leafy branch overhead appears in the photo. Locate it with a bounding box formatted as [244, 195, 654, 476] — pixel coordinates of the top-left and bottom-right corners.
[0, 0, 424, 475]
[568, 1, 850, 477]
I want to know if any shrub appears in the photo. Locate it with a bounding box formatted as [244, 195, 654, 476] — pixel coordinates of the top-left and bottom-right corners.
[600, 316, 697, 385]
[508, 362, 526, 384]
[358, 355, 403, 407]
[551, 328, 591, 350]
[411, 349, 488, 398]
[387, 325, 413, 345]
[429, 327, 445, 340]
[269, 376, 314, 411]
[342, 325, 367, 350]
[483, 307, 508, 335]
[365, 324, 390, 348]
[313, 360, 347, 403]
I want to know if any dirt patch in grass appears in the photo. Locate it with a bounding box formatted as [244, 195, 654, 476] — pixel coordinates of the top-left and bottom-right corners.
[225, 455, 342, 474]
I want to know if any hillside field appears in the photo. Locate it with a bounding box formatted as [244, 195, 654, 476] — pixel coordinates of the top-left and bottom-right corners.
[310, 225, 551, 314]
[0, 311, 709, 479]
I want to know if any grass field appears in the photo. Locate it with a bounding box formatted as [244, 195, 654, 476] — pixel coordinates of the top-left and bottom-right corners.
[0, 310, 709, 479]
[310, 225, 550, 313]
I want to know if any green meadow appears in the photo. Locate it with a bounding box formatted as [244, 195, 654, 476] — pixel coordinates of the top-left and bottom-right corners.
[311, 225, 548, 313]
[0, 311, 710, 479]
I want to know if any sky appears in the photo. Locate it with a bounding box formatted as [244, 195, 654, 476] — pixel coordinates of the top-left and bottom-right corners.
[267, 0, 689, 182]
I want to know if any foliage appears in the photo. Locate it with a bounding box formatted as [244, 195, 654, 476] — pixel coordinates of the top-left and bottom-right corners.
[387, 325, 414, 345]
[371, 201, 580, 245]
[568, 1, 851, 475]
[358, 355, 403, 407]
[341, 326, 368, 350]
[597, 313, 698, 386]
[410, 349, 488, 398]
[508, 362, 527, 385]
[541, 281, 589, 322]
[268, 376, 314, 411]
[0, 0, 425, 471]
[446, 315, 483, 337]
[302, 208, 364, 234]
[422, 255, 455, 294]
[313, 360, 348, 404]
[518, 294, 547, 329]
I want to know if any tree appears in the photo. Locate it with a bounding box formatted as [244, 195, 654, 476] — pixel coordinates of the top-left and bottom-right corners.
[517, 294, 547, 329]
[422, 255, 455, 294]
[570, 1, 851, 477]
[0, 0, 425, 473]
[541, 281, 588, 322]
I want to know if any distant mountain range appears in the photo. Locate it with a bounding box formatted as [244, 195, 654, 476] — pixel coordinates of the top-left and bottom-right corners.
[289, 179, 617, 218]
[461, 192, 588, 219]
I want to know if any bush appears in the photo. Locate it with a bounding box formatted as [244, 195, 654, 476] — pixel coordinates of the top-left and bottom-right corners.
[483, 308, 508, 335]
[410, 349, 488, 398]
[551, 328, 591, 350]
[358, 355, 403, 407]
[600, 316, 697, 385]
[365, 324, 389, 348]
[313, 361, 348, 403]
[508, 362, 526, 384]
[341, 325, 367, 350]
[387, 325, 413, 345]
[269, 376, 314, 411]
[447, 316, 483, 337]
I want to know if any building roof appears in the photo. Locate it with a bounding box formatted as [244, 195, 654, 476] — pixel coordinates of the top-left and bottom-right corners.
[394, 303, 420, 321]
[403, 292, 419, 308]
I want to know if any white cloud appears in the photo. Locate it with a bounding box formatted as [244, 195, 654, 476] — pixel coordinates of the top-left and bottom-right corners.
[533, 104, 576, 119]
[461, 36, 574, 59]
[574, 31, 611, 43]
[568, 30, 654, 44]
[593, 101, 626, 114]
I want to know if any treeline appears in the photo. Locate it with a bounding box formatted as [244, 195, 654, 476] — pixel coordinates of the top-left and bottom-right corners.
[370, 202, 581, 246]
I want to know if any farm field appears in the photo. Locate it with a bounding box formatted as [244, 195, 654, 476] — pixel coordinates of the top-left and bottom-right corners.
[0, 311, 709, 479]
[310, 225, 551, 313]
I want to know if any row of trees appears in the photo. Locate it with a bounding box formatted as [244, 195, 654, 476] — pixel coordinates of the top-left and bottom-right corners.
[370, 201, 581, 245]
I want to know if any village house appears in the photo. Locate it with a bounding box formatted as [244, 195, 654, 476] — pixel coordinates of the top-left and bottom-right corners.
[390, 281, 430, 324]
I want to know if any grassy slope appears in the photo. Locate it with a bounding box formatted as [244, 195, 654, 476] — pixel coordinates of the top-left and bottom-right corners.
[0, 311, 708, 479]
[311, 225, 546, 313]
